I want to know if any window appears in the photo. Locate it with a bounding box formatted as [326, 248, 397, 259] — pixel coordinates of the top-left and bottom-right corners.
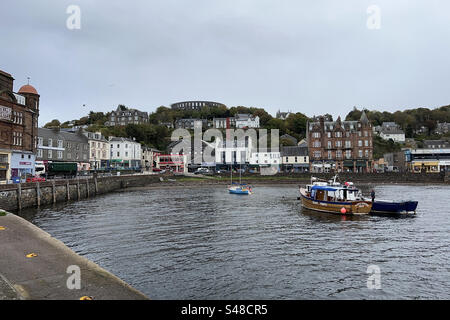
[345, 140, 351, 148]
[358, 140, 363, 147]
[48, 150, 52, 158]
[313, 140, 321, 147]
[37, 149, 43, 158]
[312, 132, 321, 138]
[358, 150, 363, 158]
[327, 132, 331, 138]
[294, 157, 298, 162]
[327, 141, 332, 148]
[345, 150, 352, 159]
[335, 131, 342, 138]
[117, 152, 120, 157]
[314, 151, 321, 158]
[364, 131, 368, 137]
[58, 140, 63, 148]
[335, 140, 342, 147]
[57, 151, 63, 159]
[125, 152, 128, 157]
[48, 138, 53, 147]
[38, 137, 43, 146]
[365, 140, 369, 147]
[328, 151, 332, 159]
[365, 150, 369, 158]
[336, 150, 342, 159]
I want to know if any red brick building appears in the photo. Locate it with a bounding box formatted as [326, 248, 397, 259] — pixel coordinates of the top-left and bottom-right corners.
[0, 70, 40, 183]
[307, 111, 373, 173]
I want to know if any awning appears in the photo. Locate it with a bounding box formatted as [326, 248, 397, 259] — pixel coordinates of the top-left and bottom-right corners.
[343, 160, 354, 167]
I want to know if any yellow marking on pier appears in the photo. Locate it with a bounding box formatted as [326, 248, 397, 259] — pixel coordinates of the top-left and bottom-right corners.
[0, 226, 6, 230]
[26, 253, 38, 258]
[80, 296, 93, 300]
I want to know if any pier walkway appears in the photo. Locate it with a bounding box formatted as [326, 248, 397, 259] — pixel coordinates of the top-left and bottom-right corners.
[0, 211, 148, 300]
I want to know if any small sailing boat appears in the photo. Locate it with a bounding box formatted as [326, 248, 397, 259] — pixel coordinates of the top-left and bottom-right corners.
[228, 164, 253, 195]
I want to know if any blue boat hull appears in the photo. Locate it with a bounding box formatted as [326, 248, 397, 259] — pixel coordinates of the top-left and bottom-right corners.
[371, 200, 418, 214]
[229, 189, 251, 195]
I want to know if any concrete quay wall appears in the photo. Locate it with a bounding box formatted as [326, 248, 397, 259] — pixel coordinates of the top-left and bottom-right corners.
[0, 174, 161, 212]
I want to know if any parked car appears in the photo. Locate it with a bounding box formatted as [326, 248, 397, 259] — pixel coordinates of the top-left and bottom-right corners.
[195, 168, 211, 174]
[26, 176, 46, 183]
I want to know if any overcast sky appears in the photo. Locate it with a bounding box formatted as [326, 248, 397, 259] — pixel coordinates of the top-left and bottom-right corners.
[1, 0, 450, 125]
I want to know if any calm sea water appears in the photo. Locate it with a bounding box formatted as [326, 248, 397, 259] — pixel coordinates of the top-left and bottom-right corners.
[18, 183, 450, 299]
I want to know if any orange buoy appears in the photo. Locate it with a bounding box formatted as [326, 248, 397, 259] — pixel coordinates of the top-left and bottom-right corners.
[341, 207, 347, 214]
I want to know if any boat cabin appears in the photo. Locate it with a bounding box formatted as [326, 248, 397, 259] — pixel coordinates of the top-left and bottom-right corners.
[306, 185, 362, 202]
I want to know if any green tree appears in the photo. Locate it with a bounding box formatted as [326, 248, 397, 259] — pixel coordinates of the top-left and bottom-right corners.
[44, 119, 61, 128]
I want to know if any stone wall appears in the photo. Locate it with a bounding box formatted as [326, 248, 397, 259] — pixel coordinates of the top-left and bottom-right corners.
[0, 174, 161, 211]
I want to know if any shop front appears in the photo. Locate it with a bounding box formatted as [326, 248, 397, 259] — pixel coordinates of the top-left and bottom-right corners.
[10, 151, 35, 182]
[412, 161, 439, 173]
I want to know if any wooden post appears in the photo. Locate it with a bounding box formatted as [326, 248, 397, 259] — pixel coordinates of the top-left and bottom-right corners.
[77, 180, 80, 200]
[86, 178, 90, 198]
[66, 181, 70, 201]
[17, 183, 22, 211]
[36, 182, 41, 207]
[52, 181, 56, 204]
[94, 177, 98, 195]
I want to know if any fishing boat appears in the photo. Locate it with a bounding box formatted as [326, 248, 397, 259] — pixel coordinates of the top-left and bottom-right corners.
[370, 200, 418, 215]
[299, 176, 372, 215]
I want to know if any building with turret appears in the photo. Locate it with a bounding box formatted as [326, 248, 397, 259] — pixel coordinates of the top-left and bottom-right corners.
[0, 70, 40, 183]
[307, 111, 373, 173]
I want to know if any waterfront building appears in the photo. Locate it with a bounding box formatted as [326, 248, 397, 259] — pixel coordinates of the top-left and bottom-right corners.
[109, 137, 142, 169]
[141, 147, 159, 172]
[105, 105, 148, 127]
[154, 153, 188, 173]
[214, 135, 255, 170]
[168, 139, 215, 172]
[383, 151, 408, 172]
[170, 101, 226, 111]
[235, 114, 260, 129]
[249, 152, 281, 171]
[307, 112, 374, 173]
[36, 128, 90, 171]
[280, 146, 309, 172]
[84, 131, 110, 169]
[376, 122, 405, 143]
[0, 70, 40, 183]
[409, 148, 450, 173]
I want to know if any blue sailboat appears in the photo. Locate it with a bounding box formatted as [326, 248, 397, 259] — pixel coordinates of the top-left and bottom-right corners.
[228, 164, 253, 195]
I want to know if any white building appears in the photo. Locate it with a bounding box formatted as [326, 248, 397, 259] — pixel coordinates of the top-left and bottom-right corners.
[235, 114, 260, 129]
[215, 135, 254, 168]
[378, 122, 406, 143]
[141, 147, 159, 172]
[84, 131, 110, 169]
[249, 152, 281, 166]
[109, 137, 142, 169]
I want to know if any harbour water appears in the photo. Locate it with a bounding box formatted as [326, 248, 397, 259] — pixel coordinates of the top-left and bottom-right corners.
[18, 184, 450, 299]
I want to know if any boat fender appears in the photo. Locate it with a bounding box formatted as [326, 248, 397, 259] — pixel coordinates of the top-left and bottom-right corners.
[340, 207, 347, 214]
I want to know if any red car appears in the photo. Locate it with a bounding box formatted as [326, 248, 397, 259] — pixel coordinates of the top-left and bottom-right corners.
[26, 176, 46, 183]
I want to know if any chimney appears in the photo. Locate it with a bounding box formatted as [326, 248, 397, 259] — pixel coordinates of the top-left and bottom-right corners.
[319, 116, 325, 132]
